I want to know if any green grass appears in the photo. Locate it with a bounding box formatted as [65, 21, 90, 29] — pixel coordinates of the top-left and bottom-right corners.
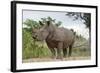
[22, 43, 52, 59]
[71, 48, 91, 57]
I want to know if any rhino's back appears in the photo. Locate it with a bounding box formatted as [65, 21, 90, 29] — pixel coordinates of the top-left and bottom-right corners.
[52, 27, 74, 42]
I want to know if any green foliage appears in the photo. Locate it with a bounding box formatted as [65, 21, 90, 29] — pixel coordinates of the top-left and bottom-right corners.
[22, 29, 51, 59]
[72, 48, 91, 57]
[41, 16, 61, 27]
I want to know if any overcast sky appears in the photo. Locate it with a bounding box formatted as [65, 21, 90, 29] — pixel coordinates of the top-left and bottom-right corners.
[23, 10, 89, 39]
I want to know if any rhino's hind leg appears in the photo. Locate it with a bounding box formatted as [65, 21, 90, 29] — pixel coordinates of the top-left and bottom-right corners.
[63, 48, 67, 58]
[68, 45, 73, 57]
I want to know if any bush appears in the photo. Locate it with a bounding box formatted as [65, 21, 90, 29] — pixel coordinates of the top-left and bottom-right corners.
[22, 29, 51, 59]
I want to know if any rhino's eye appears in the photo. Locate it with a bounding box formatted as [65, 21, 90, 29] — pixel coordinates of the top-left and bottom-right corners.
[41, 30, 45, 32]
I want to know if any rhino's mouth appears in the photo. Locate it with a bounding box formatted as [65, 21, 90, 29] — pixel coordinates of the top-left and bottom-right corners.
[32, 36, 36, 39]
[32, 36, 38, 41]
[32, 36, 42, 41]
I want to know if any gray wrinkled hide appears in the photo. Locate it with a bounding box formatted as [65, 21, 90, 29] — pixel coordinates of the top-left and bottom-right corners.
[47, 27, 75, 48]
[32, 21, 75, 59]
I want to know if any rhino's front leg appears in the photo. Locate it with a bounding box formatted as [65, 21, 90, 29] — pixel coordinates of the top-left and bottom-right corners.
[63, 48, 67, 58]
[56, 42, 63, 59]
[49, 48, 56, 59]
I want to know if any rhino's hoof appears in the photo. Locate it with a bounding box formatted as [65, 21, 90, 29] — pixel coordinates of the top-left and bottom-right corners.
[63, 55, 67, 58]
[51, 56, 56, 59]
[68, 55, 71, 57]
[56, 56, 63, 60]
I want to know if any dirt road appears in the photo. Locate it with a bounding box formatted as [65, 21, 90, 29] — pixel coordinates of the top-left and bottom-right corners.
[22, 56, 91, 63]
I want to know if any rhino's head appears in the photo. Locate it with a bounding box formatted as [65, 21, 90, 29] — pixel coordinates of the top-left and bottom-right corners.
[32, 21, 55, 41]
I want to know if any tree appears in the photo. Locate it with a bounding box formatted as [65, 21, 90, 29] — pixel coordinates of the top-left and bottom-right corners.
[41, 16, 61, 27]
[66, 12, 91, 30]
[23, 19, 40, 28]
[66, 12, 91, 46]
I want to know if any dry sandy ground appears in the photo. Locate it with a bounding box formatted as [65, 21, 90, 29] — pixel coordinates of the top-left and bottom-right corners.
[22, 56, 91, 63]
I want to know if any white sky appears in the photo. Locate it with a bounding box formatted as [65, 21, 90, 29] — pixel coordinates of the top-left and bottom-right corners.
[23, 10, 89, 39]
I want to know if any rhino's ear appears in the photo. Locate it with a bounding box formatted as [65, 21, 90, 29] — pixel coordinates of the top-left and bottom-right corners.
[39, 21, 44, 26]
[47, 21, 50, 26]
